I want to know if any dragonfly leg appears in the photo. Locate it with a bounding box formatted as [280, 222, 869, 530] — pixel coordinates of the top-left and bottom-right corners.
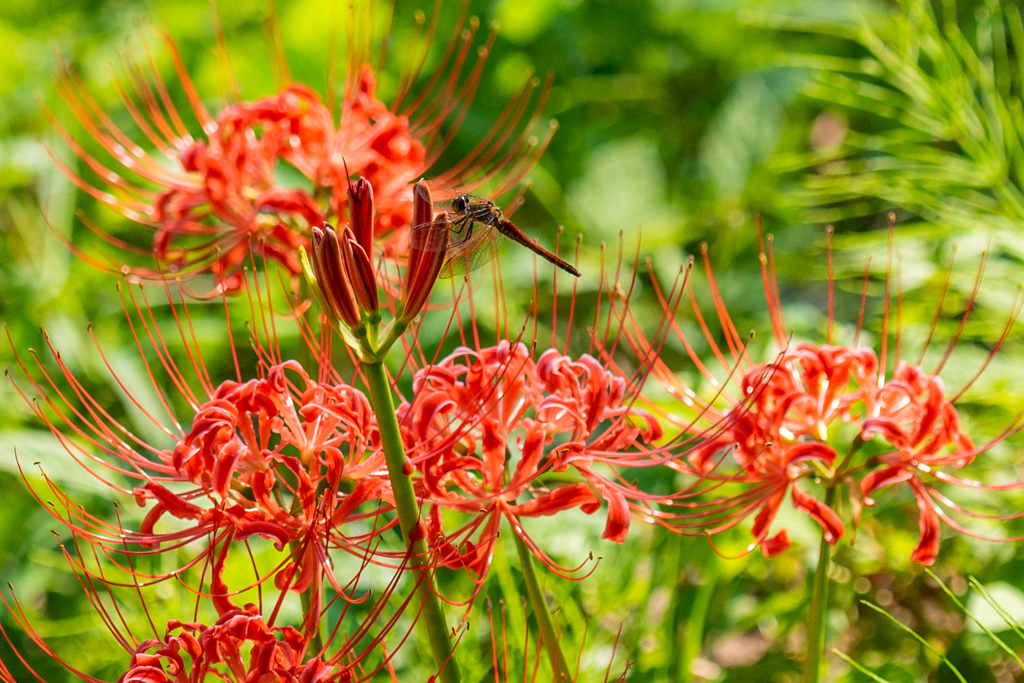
[449, 216, 475, 247]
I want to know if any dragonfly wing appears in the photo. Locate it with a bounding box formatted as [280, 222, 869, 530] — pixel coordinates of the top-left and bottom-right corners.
[440, 225, 503, 278]
[410, 218, 454, 252]
[421, 180, 458, 208]
[422, 180, 490, 211]
[411, 214, 478, 252]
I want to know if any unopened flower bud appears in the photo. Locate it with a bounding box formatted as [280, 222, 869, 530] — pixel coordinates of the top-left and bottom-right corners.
[348, 176, 375, 255]
[341, 227, 379, 315]
[311, 224, 360, 328]
[400, 181, 448, 323]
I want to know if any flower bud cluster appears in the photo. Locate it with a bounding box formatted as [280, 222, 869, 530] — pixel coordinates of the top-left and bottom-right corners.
[303, 177, 449, 359]
[309, 178, 380, 329]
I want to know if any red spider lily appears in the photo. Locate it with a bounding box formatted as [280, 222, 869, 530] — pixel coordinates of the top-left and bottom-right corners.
[0, 545, 415, 683]
[360, 235, 733, 587]
[857, 359, 989, 565]
[398, 338, 664, 582]
[676, 343, 869, 556]
[47, 0, 554, 294]
[115, 605, 356, 683]
[610, 221, 1024, 564]
[4, 274, 409, 617]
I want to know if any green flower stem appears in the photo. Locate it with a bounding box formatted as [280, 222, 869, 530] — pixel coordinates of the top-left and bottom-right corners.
[803, 433, 865, 683]
[831, 436, 864, 481]
[363, 360, 461, 683]
[513, 530, 573, 683]
[803, 487, 836, 683]
[298, 579, 324, 654]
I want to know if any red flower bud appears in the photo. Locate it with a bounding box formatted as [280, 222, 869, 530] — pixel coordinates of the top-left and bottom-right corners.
[348, 176, 375, 255]
[401, 181, 448, 323]
[341, 227, 379, 315]
[311, 224, 360, 328]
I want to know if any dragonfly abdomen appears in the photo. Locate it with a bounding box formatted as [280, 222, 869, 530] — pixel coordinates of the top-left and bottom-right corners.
[497, 219, 581, 277]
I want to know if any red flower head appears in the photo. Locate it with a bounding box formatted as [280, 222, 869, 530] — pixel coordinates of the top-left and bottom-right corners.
[1, 585, 405, 683]
[47, 2, 554, 294]
[0, 451, 414, 683]
[617, 220, 1024, 565]
[7, 277, 401, 619]
[398, 338, 663, 583]
[117, 605, 354, 683]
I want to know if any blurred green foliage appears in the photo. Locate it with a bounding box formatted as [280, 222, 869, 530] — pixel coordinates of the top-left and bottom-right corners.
[2, 0, 1024, 681]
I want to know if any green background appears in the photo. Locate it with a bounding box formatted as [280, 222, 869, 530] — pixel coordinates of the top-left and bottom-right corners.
[2, 0, 1024, 680]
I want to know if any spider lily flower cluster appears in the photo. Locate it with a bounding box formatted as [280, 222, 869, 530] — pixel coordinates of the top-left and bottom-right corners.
[1, 563, 409, 683]
[8, 223, 1024, 680]
[2, 252, 698, 682]
[11, 0, 1024, 679]
[47, 1, 553, 294]
[106, 606, 364, 683]
[617, 227, 1024, 566]
[3, 274, 448, 682]
[400, 340, 664, 581]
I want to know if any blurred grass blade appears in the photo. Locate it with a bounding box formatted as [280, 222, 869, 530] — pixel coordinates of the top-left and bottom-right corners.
[968, 577, 1024, 641]
[859, 600, 967, 683]
[925, 569, 1024, 670]
[833, 650, 893, 683]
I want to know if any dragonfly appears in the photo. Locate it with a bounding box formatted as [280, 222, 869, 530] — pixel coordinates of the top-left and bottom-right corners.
[410, 183, 581, 279]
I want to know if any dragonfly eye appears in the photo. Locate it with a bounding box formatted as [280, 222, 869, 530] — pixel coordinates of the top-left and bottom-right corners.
[452, 195, 468, 213]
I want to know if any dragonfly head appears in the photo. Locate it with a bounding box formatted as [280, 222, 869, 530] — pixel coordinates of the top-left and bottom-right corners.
[452, 194, 470, 213]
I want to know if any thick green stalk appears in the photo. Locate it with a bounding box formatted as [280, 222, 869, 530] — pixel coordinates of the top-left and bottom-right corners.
[513, 531, 573, 683]
[298, 578, 324, 654]
[803, 488, 835, 683]
[363, 360, 461, 683]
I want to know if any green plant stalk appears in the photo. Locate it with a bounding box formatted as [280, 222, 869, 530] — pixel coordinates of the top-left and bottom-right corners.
[803, 487, 835, 683]
[492, 540, 527, 656]
[298, 581, 324, 654]
[513, 530, 572, 683]
[363, 360, 461, 683]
